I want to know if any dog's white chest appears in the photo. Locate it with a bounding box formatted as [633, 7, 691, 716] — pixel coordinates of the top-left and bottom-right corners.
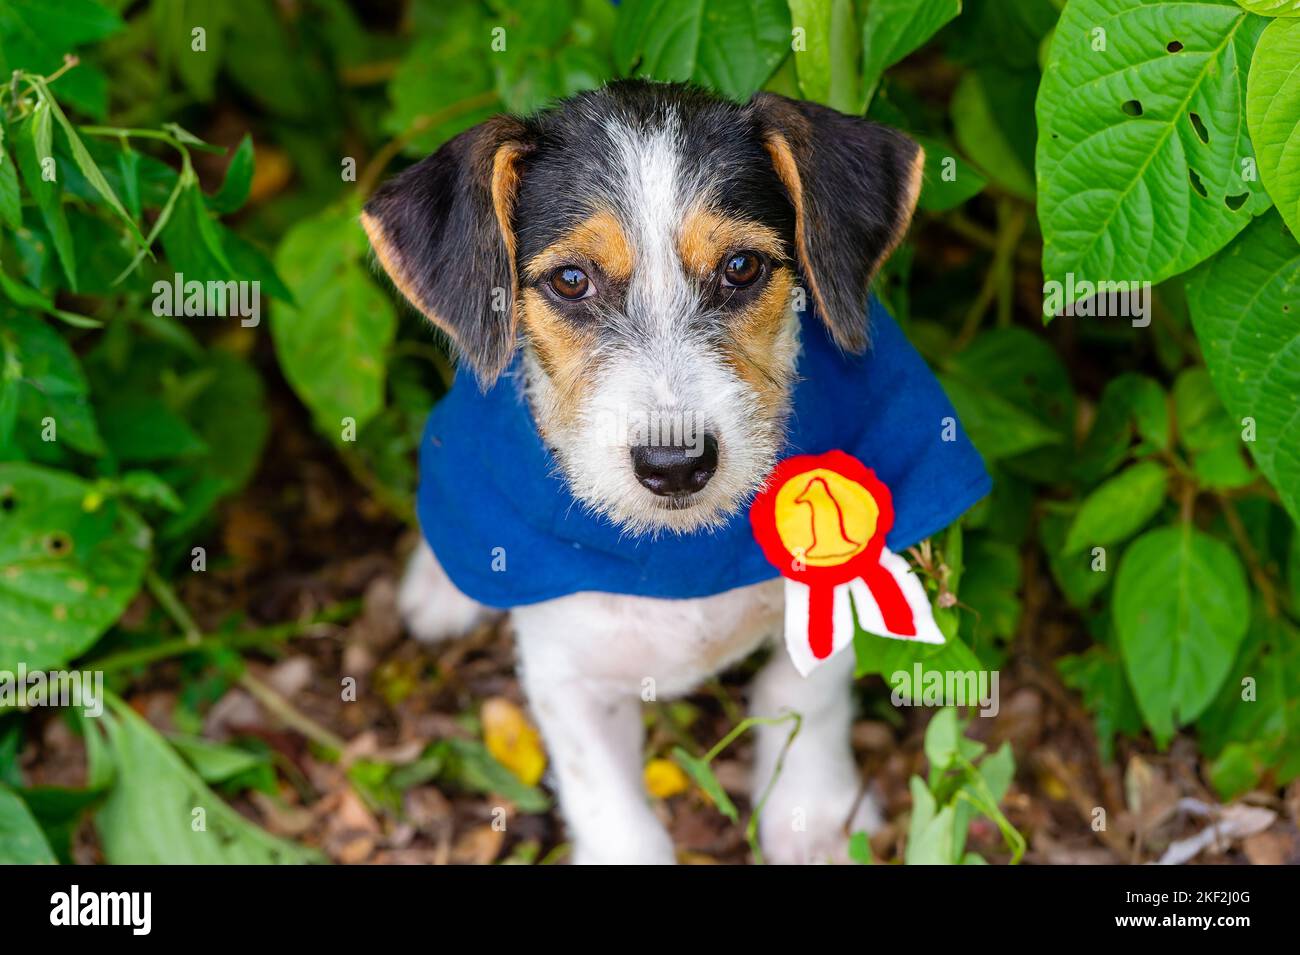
[512, 578, 785, 697]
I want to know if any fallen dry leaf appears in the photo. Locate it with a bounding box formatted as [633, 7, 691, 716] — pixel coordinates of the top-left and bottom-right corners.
[481, 697, 546, 786]
[644, 758, 689, 799]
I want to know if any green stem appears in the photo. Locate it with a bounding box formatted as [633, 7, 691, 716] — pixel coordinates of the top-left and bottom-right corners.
[89, 600, 361, 675]
[144, 568, 202, 643]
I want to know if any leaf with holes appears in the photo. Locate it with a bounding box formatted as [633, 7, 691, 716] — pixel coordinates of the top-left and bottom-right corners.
[614, 0, 791, 101]
[1186, 211, 1300, 523]
[1247, 16, 1300, 237]
[1114, 524, 1250, 747]
[0, 464, 150, 672]
[1037, 0, 1271, 310]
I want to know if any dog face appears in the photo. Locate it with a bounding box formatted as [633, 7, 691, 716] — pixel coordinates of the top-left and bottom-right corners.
[363, 81, 922, 535]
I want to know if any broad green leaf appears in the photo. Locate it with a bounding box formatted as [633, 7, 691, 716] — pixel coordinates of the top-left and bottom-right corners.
[13, 107, 77, 291]
[0, 785, 56, 863]
[153, 0, 230, 101]
[0, 464, 150, 672]
[923, 707, 963, 772]
[383, 4, 500, 156]
[0, 143, 20, 231]
[211, 133, 254, 214]
[861, 0, 961, 107]
[3, 312, 104, 455]
[169, 735, 267, 784]
[614, 0, 792, 101]
[272, 205, 396, 434]
[490, 0, 614, 114]
[1235, 0, 1300, 14]
[937, 377, 1061, 460]
[1037, 0, 1270, 309]
[86, 697, 324, 864]
[1247, 17, 1300, 236]
[914, 134, 987, 212]
[952, 68, 1036, 201]
[1186, 211, 1300, 523]
[957, 536, 1021, 646]
[788, 0, 859, 112]
[905, 776, 956, 864]
[1114, 524, 1250, 746]
[1040, 511, 1111, 609]
[0, 0, 122, 117]
[1064, 460, 1168, 555]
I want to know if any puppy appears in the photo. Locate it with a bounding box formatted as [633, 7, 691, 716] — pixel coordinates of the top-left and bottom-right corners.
[362, 80, 927, 864]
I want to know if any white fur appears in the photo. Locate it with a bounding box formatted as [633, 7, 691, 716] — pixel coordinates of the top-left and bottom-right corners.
[403, 540, 874, 864]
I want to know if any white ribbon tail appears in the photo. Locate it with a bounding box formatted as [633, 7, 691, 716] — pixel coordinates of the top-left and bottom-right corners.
[846, 548, 945, 646]
[782, 579, 856, 677]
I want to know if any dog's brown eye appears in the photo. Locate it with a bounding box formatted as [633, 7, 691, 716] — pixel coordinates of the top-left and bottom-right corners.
[549, 266, 593, 300]
[721, 251, 763, 288]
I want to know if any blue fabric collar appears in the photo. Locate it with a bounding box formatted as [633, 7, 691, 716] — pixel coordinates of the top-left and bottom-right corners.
[417, 299, 990, 608]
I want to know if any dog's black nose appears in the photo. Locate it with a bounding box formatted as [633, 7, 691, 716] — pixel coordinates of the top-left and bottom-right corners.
[631, 434, 719, 497]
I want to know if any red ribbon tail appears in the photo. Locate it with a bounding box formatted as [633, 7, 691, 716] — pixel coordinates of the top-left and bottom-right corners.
[808, 585, 834, 659]
[863, 565, 916, 637]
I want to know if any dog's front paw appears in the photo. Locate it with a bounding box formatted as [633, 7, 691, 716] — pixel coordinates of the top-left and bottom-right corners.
[570, 820, 677, 865]
[399, 541, 493, 643]
[758, 785, 880, 865]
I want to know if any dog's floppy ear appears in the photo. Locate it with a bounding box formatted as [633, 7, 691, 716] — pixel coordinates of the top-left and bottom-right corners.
[362, 116, 533, 387]
[751, 93, 923, 352]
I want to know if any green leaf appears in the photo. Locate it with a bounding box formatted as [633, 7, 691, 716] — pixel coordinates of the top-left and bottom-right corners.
[1234, 0, 1300, 15]
[952, 68, 1036, 201]
[1040, 511, 1111, 608]
[860, 0, 961, 107]
[1247, 16, 1300, 237]
[905, 775, 957, 864]
[1037, 0, 1270, 310]
[923, 707, 963, 772]
[86, 697, 324, 863]
[30, 77, 145, 248]
[272, 205, 396, 434]
[2, 312, 104, 456]
[0, 0, 122, 117]
[13, 107, 77, 291]
[0, 464, 150, 672]
[788, 0, 859, 112]
[914, 135, 987, 212]
[1064, 461, 1168, 555]
[614, 0, 792, 101]
[153, 0, 230, 101]
[1114, 524, 1250, 746]
[489, 0, 614, 114]
[1059, 645, 1144, 760]
[673, 746, 739, 822]
[0, 142, 21, 231]
[169, 735, 267, 784]
[1186, 211, 1300, 523]
[211, 133, 254, 214]
[383, 4, 500, 156]
[0, 784, 56, 863]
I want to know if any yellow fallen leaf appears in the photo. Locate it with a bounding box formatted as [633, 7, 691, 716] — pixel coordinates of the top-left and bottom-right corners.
[481, 697, 546, 786]
[644, 757, 689, 799]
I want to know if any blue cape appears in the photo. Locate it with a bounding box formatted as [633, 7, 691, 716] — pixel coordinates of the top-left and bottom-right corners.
[417, 299, 990, 608]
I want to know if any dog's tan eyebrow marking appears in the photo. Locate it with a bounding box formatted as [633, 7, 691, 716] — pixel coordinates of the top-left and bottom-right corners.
[676, 208, 786, 277]
[518, 287, 596, 428]
[523, 209, 635, 282]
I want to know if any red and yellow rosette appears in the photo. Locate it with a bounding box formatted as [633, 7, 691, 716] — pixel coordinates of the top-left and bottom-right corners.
[750, 450, 944, 676]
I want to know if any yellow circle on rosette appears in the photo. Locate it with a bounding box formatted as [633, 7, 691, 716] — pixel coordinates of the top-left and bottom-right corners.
[772, 468, 879, 567]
